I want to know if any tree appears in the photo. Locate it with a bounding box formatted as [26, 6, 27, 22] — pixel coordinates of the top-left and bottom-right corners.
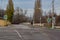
[12, 7, 28, 24]
[34, 0, 42, 23]
[19, 9, 27, 22]
[6, 0, 14, 23]
[12, 13, 20, 24]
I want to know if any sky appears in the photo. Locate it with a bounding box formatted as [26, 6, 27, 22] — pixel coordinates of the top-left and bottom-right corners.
[0, 0, 60, 17]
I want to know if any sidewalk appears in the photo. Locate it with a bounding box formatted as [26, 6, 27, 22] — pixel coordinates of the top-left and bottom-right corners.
[55, 26, 60, 28]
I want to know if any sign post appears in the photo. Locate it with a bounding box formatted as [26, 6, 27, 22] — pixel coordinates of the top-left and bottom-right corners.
[52, 17, 55, 29]
[47, 17, 52, 27]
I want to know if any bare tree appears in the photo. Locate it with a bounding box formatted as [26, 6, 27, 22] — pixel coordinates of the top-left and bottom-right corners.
[12, 7, 28, 24]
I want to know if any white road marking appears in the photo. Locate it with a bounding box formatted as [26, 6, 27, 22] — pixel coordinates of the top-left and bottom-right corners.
[14, 30, 23, 40]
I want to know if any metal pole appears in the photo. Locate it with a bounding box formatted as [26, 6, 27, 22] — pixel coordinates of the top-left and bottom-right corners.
[52, 0, 55, 29]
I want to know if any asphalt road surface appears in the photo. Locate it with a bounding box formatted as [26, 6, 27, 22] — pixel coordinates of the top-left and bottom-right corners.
[0, 24, 60, 40]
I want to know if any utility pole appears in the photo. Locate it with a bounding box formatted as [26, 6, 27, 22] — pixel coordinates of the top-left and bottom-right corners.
[52, 0, 55, 29]
[52, 0, 54, 15]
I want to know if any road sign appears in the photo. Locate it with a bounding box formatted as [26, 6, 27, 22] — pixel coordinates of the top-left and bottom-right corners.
[3, 15, 7, 20]
[47, 18, 51, 23]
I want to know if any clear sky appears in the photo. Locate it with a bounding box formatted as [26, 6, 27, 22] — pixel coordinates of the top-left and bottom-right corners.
[0, 0, 60, 17]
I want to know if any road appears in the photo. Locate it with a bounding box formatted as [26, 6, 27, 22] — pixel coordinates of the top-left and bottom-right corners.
[0, 24, 60, 40]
